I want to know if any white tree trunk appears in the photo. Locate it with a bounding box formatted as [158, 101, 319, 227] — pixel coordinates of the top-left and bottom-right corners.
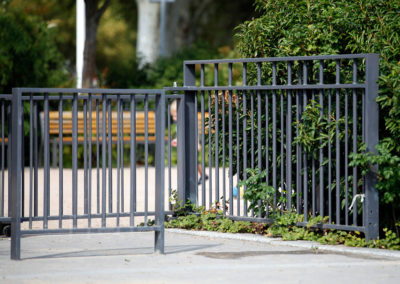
[136, 0, 160, 68]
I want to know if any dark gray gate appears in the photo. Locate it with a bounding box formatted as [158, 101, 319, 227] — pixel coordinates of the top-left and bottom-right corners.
[1, 54, 381, 260]
[168, 54, 379, 240]
[2, 88, 165, 260]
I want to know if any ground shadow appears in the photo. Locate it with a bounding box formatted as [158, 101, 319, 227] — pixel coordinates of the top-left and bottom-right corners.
[22, 244, 220, 260]
[196, 250, 322, 259]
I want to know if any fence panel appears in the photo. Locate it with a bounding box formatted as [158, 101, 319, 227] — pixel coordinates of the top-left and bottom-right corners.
[168, 54, 379, 240]
[8, 88, 165, 260]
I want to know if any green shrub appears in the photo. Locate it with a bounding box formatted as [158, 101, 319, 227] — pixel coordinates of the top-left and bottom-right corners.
[235, 0, 400, 235]
[0, 3, 68, 93]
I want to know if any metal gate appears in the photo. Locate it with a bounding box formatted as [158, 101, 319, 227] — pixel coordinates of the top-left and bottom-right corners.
[167, 54, 379, 240]
[1, 88, 165, 260]
[1, 54, 380, 260]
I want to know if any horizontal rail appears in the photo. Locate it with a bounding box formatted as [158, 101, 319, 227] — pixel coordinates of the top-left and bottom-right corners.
[166, 84, 366, 92]
[16, 88, 163, 95]
[20, 211, 174, 222]
[21, 225, 162, 236]
[21, 94, 158, 101]
[0, 95, 12, 100]
[184, 54, 373, 65]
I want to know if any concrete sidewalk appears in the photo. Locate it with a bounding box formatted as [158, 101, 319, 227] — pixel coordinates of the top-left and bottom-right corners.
[1, 230, 400, 284]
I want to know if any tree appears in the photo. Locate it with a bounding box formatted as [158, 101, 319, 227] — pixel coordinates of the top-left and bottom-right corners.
[0, 3, 67, 93]
[82, 0, 110, 88]
[136, 0, 256, 67]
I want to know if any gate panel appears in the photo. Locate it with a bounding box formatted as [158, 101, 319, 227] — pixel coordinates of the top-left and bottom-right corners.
[168, 54, 379, 240]
[9, 88, 165, 260]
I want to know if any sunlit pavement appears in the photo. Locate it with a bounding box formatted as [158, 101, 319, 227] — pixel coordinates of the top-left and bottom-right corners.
[1, 230, 400, 284]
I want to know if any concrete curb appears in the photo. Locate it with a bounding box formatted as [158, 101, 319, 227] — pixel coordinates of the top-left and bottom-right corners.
[166, 228, 400, 259]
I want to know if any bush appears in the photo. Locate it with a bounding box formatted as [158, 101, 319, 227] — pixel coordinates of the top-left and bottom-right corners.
[235, 0, 400, 235]
[0, 3, 68, 93]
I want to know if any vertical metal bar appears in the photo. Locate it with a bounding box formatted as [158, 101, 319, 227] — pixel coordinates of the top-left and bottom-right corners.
[29, 96, 33, 229]
[335, 59, 341, 225]
[33, 101, 38, 217]
[272, 63, 277, 212]
[251, 91, 255, 170]
[364, 54, 379, 240]
[312, 91, 316, 218]
[96, 99, 100, 214]
[201, 64, 206, 207]
[319, 61, 324, 217]
[83, 99, 88, 214]
[145, 94, 149, 224]
[280, 90, 284, 213]
[195, 92, 199, 203]
[362, 88, 365, 227]
[236, 91, 241, 216]
[243, 91, 248, 215]
[72, 92, 78, 229]
[155, 91, 165, 253]
[345, 90, 349, 225]
[21, 106, 25, 220]
[130, 95, 136, 226]
[265, 92, 270, 217]
[88, 94, 92, 227]
[287, 62, 292, 210]
[243, 69, 248, 216]
[352, 60, 358, 226]
[228, 89, 233, 216]
[257, 63, 262, 217]
[7, 104, 11, 219]
[214, 63, 219, 204]
[328, 90, 332, 223]
[120, 100, 124, 213]
[108, 98, 112, 213]
[214, 91, 219, 203]
[10, 88, 22, 260]
[222, 90, 226, 216]
[179, 63, 198, 205]
[303, 91, 308, 222]
[101, 94, 107, 227]
[296, 90, 301, 214]
[208, 91, 213, 208]
[58, 94, 63, 228]
[201, 93, 206, 207]
[167, 98, 172, 210]
[0, 101, 3, 218]
[44, 92, 50, 229]
[116, 95, 121, 226]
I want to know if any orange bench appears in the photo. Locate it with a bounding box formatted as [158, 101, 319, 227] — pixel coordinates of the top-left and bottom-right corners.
[40, 111, 208, 167]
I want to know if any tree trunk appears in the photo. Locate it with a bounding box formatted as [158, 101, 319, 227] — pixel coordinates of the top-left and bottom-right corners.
[82, 0, 110, 88]
[136, 0, 160, 68]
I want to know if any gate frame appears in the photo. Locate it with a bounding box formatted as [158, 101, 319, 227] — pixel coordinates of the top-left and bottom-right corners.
[173, 53, 380, 241]
[9, 88, 165, 260]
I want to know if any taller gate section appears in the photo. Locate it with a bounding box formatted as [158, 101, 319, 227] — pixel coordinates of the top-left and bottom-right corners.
[172, 54, 379, 240]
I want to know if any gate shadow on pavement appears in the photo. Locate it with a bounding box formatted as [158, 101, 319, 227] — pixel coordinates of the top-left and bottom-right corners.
[22, 244, 221, 260]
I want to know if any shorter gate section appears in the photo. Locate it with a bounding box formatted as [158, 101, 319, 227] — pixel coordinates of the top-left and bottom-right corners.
[9, 88, 165, 260]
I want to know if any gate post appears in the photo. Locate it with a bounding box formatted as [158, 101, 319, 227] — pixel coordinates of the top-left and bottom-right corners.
[155, 90, 165, 253]
[364, 54, 379, 241]
[177, 63, 197, 205]
[10, 88, 22, 260]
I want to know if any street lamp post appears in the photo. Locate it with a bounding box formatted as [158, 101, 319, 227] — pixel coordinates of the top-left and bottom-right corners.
[150, 0, 175, 57]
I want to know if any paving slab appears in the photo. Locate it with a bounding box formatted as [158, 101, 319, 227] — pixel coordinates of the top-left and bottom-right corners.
[1, 230, 400, 284]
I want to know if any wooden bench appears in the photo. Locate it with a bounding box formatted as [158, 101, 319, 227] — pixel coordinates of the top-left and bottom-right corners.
[40, 111, 209, 167]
